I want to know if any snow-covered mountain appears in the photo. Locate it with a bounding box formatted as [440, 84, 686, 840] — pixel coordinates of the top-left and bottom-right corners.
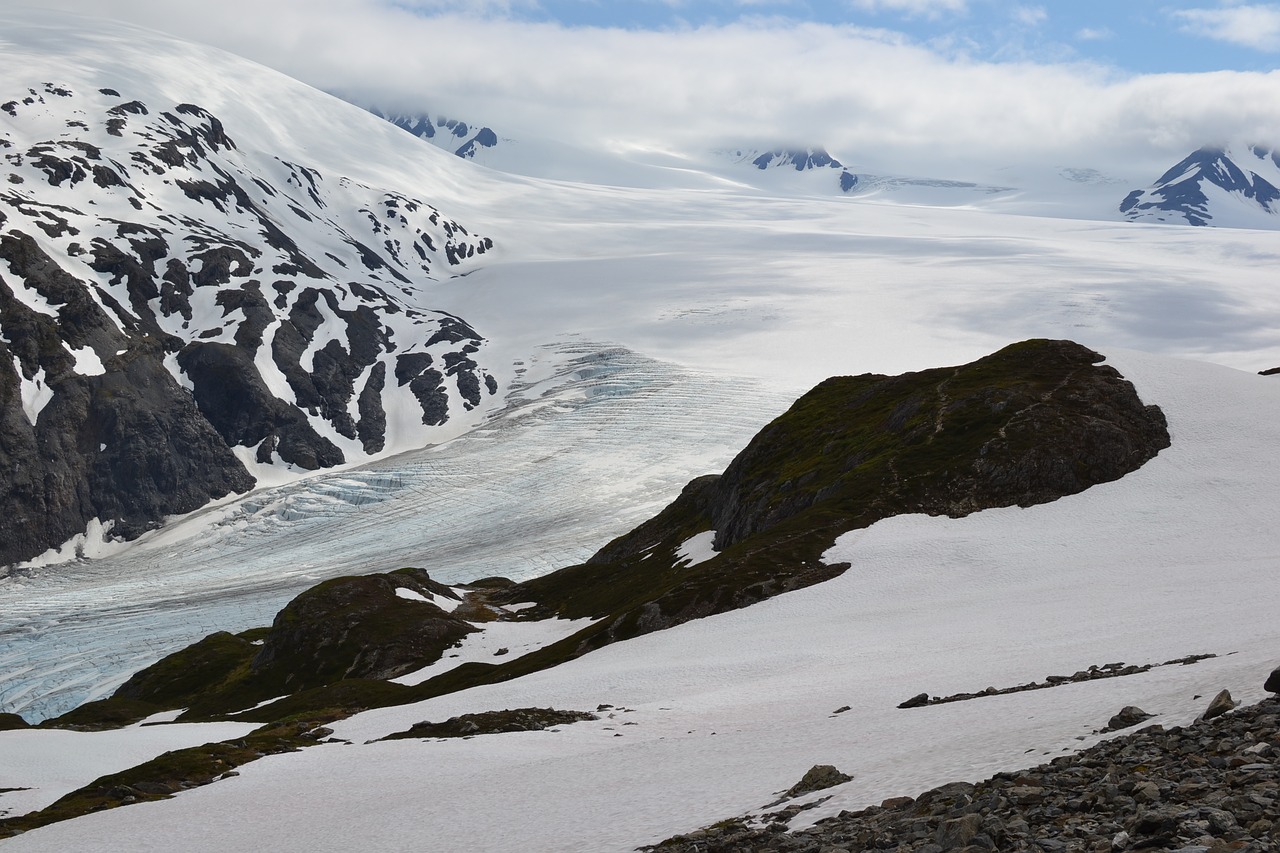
[716, 145, 859, 193]
[0, 36, 503, 565]
[1120, 144, 1280, 228]
[368, 108, 501, 161]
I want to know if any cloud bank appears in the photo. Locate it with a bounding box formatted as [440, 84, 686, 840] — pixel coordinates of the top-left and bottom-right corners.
[29, 0, 1280, 180]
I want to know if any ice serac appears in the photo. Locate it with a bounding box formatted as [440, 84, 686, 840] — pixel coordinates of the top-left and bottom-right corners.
[0, 82, 500, 566]
[1120, 144, 1280, 227]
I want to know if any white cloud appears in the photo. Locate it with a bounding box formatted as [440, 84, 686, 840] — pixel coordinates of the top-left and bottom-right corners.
[29, 1, 1280, 181]
[1013, 6, 1046, 27]
[1075, 26, 1113, 41]
[846, 0, 967, 19]
[1172, 3, 1280, 51]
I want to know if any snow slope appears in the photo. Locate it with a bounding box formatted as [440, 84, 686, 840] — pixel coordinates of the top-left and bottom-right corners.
[4, 350, 1279, 853]
[5, 8, 1280, 725]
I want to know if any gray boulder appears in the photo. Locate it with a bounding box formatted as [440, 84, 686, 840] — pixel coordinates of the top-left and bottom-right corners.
[1199, 689, 1238, 722]
[1105, 705, 1154, 732]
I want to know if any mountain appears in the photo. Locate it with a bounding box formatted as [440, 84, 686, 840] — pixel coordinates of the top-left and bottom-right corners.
[0, 52, 499, 565]
[1120, 144, 1280, 227]
[717, 145, 859, 192]
[368, 108, 501, 161]
[5, 11, 1280, 853]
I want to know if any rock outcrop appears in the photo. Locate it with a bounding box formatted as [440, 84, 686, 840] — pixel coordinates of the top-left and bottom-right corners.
[497, 339, 1170, 659]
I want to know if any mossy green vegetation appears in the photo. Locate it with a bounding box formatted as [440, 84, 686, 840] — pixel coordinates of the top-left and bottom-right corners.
[492, 339, 1168, 659]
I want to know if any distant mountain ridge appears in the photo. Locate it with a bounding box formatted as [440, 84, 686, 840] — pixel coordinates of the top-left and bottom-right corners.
[717, 145, 859, 192]
[369, 108, 500, 161]
[1121, 144, 1280, 227]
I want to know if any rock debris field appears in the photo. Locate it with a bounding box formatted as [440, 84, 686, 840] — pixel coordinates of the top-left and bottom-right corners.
[649, 688, 1280, 852]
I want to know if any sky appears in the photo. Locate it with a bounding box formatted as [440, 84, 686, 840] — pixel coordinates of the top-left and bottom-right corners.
[27, 1, 1280, 180]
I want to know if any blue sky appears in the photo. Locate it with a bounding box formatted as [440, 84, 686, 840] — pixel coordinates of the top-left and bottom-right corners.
[466, 1, 1280, 74]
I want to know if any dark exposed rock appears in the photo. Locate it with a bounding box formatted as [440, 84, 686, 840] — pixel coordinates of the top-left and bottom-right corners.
[1265, 666, 1280, 693]
[903, 655, 1215, 709]
[247, 568, 475, 693]
[0, 233, 253, 565]
[899, 693, 931, 709]
[1122, 145, 1280, 226]
[710, 339, 1170, 551]
[498, 340, 1170, 666]
[177, 342, 343, 470]
[1, 86, 499, 563]
[0, 712, 30, 730]
[1105, 705, 1155, 732]
[382, 707, 597, 740]
[786, 765, 854, 799]
[1200, 689, 1238, 722]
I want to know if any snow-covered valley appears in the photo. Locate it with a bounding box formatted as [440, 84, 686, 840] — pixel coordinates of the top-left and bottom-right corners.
[3, 9, 1280, 852]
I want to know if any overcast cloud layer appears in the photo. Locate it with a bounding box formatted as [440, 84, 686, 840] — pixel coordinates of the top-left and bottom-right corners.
[28, 0, 1280, 180]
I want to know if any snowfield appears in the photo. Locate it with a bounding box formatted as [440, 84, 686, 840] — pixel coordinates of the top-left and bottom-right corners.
[3, 10, 1280, 851]
[3, 351, 1279, 853]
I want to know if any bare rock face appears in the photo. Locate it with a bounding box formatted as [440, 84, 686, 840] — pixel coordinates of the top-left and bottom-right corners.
[1105, 706, 1154, 732]
[1267, 667, 1280, 693]
[1200, 689, 1239, 722]
[785, 764, 853, 799]
[0, 232, 254, 565]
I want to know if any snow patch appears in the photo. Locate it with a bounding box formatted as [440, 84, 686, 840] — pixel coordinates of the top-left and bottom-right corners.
[675, 530, 717, 567]
[67, 344, 104, 377]
[13, 519, 124, 569]
[14, 360, 53, 424]
[391, 615, 598, 686]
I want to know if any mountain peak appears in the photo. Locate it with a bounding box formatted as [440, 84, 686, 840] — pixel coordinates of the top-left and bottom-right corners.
[1121, 143, 1280, 227]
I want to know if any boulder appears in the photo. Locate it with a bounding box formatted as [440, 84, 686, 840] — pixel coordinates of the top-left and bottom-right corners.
[1199, 689, 1238, 722]
[1266, 667, 1280, 693]
[898, 692, 931, 709]
[1105, 705, 1154, 732]
[785, 764, 853, 799]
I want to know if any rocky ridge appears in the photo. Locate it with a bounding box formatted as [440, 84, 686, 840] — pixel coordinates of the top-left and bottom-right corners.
[369, 108, 500, 160]
[717, 146, 858, 193]
[1120, 145, 1280, 227]
[647, 690, 1280, 853]
[0, 81, 500, 565]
